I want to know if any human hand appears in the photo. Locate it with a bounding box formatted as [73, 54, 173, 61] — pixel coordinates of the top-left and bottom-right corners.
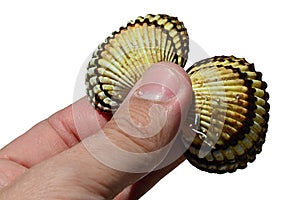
[0, 62, 192, 199]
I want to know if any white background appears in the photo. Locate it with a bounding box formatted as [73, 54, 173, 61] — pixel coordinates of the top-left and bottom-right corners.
[0, 0, 299, 199]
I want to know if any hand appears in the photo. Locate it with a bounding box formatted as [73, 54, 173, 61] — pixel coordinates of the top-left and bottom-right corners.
[0, 62, 192, 199]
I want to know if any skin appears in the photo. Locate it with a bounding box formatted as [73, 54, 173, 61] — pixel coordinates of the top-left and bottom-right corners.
[0, 62, 192, 200]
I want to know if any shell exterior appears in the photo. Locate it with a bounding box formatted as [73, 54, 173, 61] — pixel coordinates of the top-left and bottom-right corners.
[85, 14, 270, 174]
[86, 14, 189, 112]
[182, 56, 270, 173]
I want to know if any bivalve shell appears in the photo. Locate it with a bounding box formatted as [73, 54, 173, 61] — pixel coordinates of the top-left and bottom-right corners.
[183, 56, 270, 173]
[86, 14, 189, 112]
[85, 14, 270, 174]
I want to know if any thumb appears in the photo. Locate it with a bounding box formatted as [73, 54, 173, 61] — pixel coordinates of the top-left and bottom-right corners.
[85, 62, 192, 170]
[82, 61, 193, 196]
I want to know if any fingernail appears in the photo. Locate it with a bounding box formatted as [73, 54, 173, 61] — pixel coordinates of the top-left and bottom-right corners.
[135, 83, 175, 102]
[134, 63, 181, 101]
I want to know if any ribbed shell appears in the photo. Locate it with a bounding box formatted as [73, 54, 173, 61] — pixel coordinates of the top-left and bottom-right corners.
[183, 56, 270, 173]
[86, 14, 189, 112]
[85, 14, 270, 173]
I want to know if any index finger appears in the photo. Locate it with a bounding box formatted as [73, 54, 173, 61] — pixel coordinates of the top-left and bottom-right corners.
[0, 97, 111, 168]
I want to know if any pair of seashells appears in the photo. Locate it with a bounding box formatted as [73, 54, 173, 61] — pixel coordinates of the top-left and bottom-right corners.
[85, 14, 270, 173]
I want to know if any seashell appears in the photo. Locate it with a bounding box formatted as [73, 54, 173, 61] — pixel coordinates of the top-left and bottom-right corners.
[85, 14, 270, 174]
[182, 56, 270, 173]
[85, 14, 189, 112]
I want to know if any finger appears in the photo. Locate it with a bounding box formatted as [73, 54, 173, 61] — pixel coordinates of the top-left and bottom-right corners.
[0, 97, 111, 168]
[114, 156, 185, 200]
[0, 159, 28, 188]
[1, 62, 193, 199]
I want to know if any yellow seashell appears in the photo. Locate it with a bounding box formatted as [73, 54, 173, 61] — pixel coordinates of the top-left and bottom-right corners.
[86, 14, 189, 112]
[85, 14, 270, 174]
[183, 56, 270, 173]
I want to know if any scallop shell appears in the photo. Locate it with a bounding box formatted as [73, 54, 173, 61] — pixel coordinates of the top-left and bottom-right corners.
[86, 14, 189, 112]
[182, 56, 270, 173]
